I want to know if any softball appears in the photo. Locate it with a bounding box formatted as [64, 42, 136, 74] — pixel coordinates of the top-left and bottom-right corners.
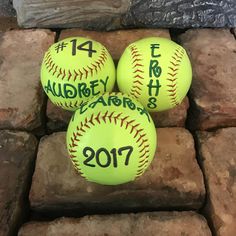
[66, 92, 157, 185]
[41, 37, 115, 111]
[117, 37, 192, 112]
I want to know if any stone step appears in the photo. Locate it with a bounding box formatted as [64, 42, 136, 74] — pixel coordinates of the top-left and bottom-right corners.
[179, 29, 236, 131]
[18, 211, 212, 236]
[0, 130, 38, 236]
[29, 128, 205, 217]
[13, 0, 236, 29]
[196, 127, 236, 236]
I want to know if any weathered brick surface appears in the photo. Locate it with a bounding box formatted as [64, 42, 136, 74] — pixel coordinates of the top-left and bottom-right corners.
[0, 130, 38, 236]
[59, 29, 170, 62]
[150, 97, 189, 128]
[180, 29, 236, 130]
[47, 100, 72, 132]
[47, 97, 188, 132]
[197, 128, 236, 236]
[0, 30, 55, 131]
[0, 0, 18, 32]
[0, 17, 18, 31]
[30, 128, 205, 216]
[18, 212, 212, 236]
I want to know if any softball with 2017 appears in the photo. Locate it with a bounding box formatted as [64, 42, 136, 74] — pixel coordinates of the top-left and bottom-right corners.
[117, 37, 192, 112]
[41, 37, 116, 111]
[66, 92, 157, 185]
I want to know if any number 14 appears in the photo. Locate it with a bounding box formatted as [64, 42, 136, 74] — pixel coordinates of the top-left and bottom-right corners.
[70, 39, 97, 58]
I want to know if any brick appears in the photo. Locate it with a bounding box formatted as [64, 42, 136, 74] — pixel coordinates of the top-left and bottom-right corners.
[150, 97, 189, 127]
[59, 29, 170, 63]
[0, 130, 38, 236]
[0, 17, 18, 31]
[47, 97, 188, 132]
[197, 128, 236, 236]
[18, 212, 211, 236]
[0, 30, 55, 131]
[47, 100, 72, 132]
[179, 29, 236, 130]
[30, 128, 205, 216]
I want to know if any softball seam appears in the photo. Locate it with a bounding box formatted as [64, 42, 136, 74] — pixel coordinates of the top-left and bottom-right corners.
[129, 45, 145, 99]
[68, 111, 151, 179]
[43, 47, 108, 81]
[54, 100, 84, 110]
[167, 47, 185, 106]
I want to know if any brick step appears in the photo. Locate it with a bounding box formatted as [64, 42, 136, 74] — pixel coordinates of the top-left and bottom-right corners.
[18, 211, 212, 236]
[29, 128, 205, 217]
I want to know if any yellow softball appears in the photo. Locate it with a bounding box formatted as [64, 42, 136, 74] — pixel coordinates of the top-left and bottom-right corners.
[117, 37, 192, 112]
[66, 92, 157, 185]
[41, 37, 116, 111]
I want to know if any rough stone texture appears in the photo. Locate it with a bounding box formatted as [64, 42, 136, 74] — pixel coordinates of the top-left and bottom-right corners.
[13, 0, 131, 29]
[180, 29, 236, 130]
[0, 30, 55, 131]
[13, 0, 236, 29]
[0, 0, 17, 32]
[0, 130, 38, 236]
[18, 212, 212, 236]
[0, 17, 18, 31]
[0, 0, 16, 17]
[30, 128, 205, 216]
[47, 100, 73, 132]
[59, 29, 170, 63]
[150, 97, 189, 128]
[47, 98, 188, 132]
[232, 28, 236, 38]
[197, 128, 236, 236]
[123, 0, 236, 28]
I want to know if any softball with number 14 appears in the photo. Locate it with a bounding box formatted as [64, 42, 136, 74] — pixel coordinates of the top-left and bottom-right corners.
[66, 92, 157, 185]
[117, 37, 192, 112]
[41, 37, 115, 111]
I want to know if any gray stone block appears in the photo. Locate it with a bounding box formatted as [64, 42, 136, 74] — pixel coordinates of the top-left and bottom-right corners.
[13, 0, 236, 29]
[13, 0, 131, 29]
[123, 0, 236, 28]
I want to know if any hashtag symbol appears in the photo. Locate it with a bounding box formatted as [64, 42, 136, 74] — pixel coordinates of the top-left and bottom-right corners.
[55, 42, 68, 53]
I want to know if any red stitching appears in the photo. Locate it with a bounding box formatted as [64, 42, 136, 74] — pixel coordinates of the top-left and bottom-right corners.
[167, 78, 176, 82]
[166, 47, 185, 106]
[168, 67, 178, 72]
[132, 63, 144, 69]
[55, 100, 84, 110]
[129, 45, 144, 99]
[44, 47, 108, 81]
[134, 80, 143, 86]
[68, 111, 150, 179]
[170, 61, 179, 67]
